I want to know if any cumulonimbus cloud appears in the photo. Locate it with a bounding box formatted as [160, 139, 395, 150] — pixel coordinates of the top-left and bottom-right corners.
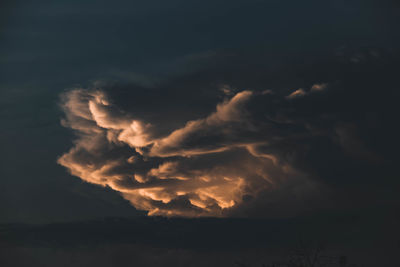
[58, 86, 324, 217]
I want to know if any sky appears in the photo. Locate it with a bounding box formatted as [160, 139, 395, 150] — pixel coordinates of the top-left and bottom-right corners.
[1, 0, 400, 266]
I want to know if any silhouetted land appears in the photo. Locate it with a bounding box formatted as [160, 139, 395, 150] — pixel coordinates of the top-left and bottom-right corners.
[1, 211, 399, 266]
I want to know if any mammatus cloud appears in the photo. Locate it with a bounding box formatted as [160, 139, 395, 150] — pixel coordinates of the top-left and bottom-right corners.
[58, 86, 328, 217]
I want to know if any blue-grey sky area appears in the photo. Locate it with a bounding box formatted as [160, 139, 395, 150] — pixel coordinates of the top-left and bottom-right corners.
[1, 1, 400, 266]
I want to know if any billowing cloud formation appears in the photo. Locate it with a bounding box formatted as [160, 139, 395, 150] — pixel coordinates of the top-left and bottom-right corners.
[58, 86, 322, 217]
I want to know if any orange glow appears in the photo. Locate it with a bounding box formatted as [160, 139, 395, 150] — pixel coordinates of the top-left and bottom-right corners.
[57, 88, 308, 217]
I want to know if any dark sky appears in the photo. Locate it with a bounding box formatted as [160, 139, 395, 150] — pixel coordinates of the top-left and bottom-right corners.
[1, 1, 400, 266]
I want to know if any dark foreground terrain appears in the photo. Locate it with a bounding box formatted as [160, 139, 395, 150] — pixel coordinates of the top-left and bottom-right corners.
[1, 210, 399, 267]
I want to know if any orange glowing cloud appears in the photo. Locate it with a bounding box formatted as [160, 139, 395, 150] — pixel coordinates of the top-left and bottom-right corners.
[58, 87, 318, 217]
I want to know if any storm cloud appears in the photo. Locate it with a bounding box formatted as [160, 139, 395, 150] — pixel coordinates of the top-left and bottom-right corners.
[43, 7, 398, 216]
[57, 45, 399, 217]
[58, 81, 331, 217]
